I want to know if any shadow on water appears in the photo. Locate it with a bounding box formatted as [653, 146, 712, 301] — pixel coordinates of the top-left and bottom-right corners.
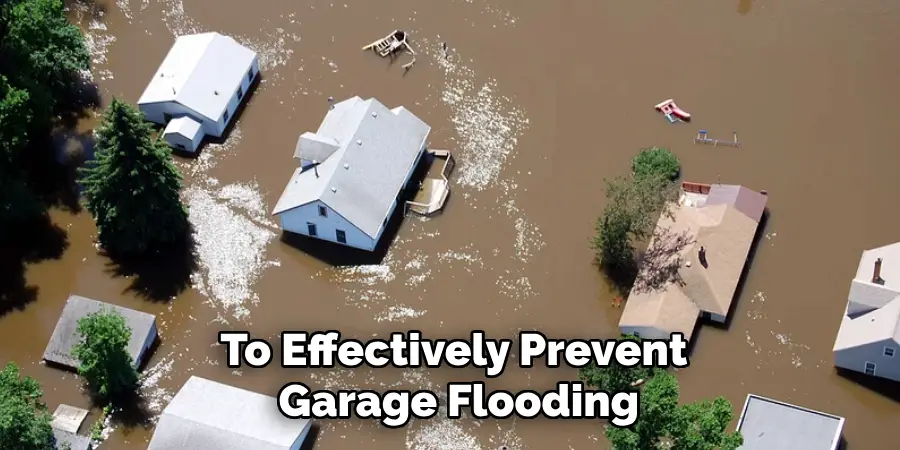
[0, 216, 69, 317]
[280, 148, 433, 267]
[836, 368, 900, 403]
[704, 209, 768, 331]
[104, 229, 198, 302]
[98, 390, 154, 432]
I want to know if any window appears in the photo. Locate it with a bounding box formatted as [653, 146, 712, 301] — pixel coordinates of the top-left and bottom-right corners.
[318, 205, 327, 217]
[164, 113, 173, 122]
[223, 109, 230, 123]
[237, 85, 243, 100]
[307, 223, 317, 237]
[632, 332, 640, 338]
[247, 67, 254, 82]
[864, 361, 876, 375]
[336, 229, 347, 244]
[885, 347, 895, 358]
[175, 143, 186, 150]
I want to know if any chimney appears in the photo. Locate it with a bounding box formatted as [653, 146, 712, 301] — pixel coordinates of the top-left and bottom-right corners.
[873, 258, 883, 284]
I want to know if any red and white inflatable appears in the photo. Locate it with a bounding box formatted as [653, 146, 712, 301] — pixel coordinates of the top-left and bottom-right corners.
[655, 99, 691, 122]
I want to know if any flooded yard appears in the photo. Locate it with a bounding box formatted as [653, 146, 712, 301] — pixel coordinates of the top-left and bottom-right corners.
[1, 0, 900, 448]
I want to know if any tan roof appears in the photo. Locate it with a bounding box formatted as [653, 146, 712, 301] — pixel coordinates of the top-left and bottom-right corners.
[620, 187, 765, 337]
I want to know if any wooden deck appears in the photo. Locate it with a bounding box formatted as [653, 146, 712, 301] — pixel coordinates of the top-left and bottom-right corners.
[405, 150, 454, 217]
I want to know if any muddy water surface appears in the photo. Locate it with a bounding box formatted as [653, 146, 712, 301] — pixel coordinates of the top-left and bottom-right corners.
[2, 0, 900, 448]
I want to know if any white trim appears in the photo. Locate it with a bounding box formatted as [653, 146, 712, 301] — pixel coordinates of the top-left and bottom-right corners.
[884, 346, 895, 358]
[864, 361, 876, 375]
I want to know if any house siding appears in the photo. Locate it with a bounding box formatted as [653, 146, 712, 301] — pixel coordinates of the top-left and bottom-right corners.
[135, 322, 159, 369]
[215, 56, 259, 136]
[835, 339, 900, 382]
[289, 420, 313, 450]
[619, 326, 669, 340]
[139, 102, 218, 137]
[280, 200, 375, 251]
[163, 131, 202, 152]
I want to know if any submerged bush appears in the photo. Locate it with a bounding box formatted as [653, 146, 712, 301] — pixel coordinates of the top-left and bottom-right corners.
[632, 147, 681, 181]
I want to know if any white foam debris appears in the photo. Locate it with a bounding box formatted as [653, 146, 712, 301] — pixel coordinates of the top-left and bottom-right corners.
[187, 182, 278, 320]
[69, 3, 116, 81]
[180, 125, 243, 176]
[424, 40, 529, 191]
[512, 217, 544, 263]
[454, 0, 519, 26]
[406, 414, 482, 450]
[138, 353, 176, 415]
[375, 305, 427, 323]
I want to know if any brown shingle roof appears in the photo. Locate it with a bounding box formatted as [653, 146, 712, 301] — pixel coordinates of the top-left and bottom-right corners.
[619, 185, 766, 338]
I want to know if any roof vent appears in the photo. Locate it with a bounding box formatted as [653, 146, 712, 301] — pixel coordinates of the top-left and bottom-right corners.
[356, 139, 362, 146]
[331, 187, 337, 193]
[214, 90, 219, 95]
[343, 163, 350, 170]
[372, 112, 378, 118]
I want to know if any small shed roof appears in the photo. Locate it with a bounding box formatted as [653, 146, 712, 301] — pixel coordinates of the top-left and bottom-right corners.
[705, 184, 768, 223]
[52, 429, 92, 450]
[51, 404, 89, 434]
[272, 96, 431, 239]
[163, 116, 203, 141]
[138, 32, 256, 123]
[43, 295, 157, 370]
[147, 376, 311, 450]
[736, 394, 844, 450]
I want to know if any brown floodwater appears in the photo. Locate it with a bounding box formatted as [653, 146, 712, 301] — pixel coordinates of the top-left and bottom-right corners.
[2, 0, 899, 448]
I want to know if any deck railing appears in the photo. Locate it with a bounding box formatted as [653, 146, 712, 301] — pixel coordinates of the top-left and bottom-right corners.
[681, 181, 712, 195]
[404, 150, 455, 217]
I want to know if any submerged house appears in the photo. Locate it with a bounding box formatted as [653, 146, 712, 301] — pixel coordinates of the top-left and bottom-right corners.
[619, 182, 767, 340]
[833, 242, 900, 382]
[272, 96, 434, 251]
[137, 32, 259, 152]
[147, 376, 313, 450]
[43, 295, 158, 370]
[735, 394, 844, 450]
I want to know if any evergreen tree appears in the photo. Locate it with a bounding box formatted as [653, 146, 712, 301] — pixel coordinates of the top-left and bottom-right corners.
[81, 99, 189, 255]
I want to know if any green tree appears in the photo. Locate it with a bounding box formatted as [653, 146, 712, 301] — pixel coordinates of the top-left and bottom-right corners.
[81, 99, 189, 255]
[606, 371, 743, 450]
[592, 173, 679, 269]
[632, 147, 681, 182]
[578, 334, 657, 392]
[0, 363, 54, 450]
[72, 310, 139, 402]
[0, 76, 43, 232]
[0, 0, 91, 118]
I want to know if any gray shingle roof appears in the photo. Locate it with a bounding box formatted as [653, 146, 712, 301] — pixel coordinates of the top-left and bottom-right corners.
[272, 96, 431, 238]
[43, 295, 157, 370]
[52, 429, 92, 450]
[736, 394, 844, 450]
[147, 376, 311, 450]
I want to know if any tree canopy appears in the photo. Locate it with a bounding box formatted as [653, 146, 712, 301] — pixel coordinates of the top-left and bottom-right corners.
[578, 334, 658, 393]
[592, 173, 679, 270]
[72, 310, 139, 402]
[80, 99, 189, 255]
[632, 147, 681, 182]
[0, 0, 91, 232]
[605, 371, 743, 450]
[0, 363, 54, 450]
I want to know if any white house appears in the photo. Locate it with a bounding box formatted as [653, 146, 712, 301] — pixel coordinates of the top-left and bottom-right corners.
[147, 376, 312, 450]
[137, 32, 259, 152]
[272, 96, 431, 251]
[833, 242, 900, 382]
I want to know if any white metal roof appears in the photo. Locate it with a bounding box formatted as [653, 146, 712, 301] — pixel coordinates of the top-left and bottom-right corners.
[163, 116, 203, 141]
[272, 96, 431, 239]
[147, 376, 310, 450]
[138, 32, 256, 123]
[736, 394, 844, 450]
[835, 243, 900, 350]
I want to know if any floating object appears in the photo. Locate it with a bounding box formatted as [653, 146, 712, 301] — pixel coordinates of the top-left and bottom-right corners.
[362, 30, 417, 70]
[694, 130, 741, 147]
[655, 99, 691, 123]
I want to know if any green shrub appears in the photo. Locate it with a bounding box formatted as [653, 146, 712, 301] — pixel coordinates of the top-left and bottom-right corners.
[632, 147, 681, 181]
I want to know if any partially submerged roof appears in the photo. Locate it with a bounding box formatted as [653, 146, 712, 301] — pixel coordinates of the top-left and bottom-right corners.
[834, 242, 900, 351]
[148, 376, 311, 450]
[736, 394, 844, 450]
[272, 96, 431, 239]
[164, 116, 203, 141]
[138, 32, 256, 122]
[619, 184, 766, 335]
[53, 429, 91, 450]
[43, 295, 157, 369]
[51, 404, 89, 434]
